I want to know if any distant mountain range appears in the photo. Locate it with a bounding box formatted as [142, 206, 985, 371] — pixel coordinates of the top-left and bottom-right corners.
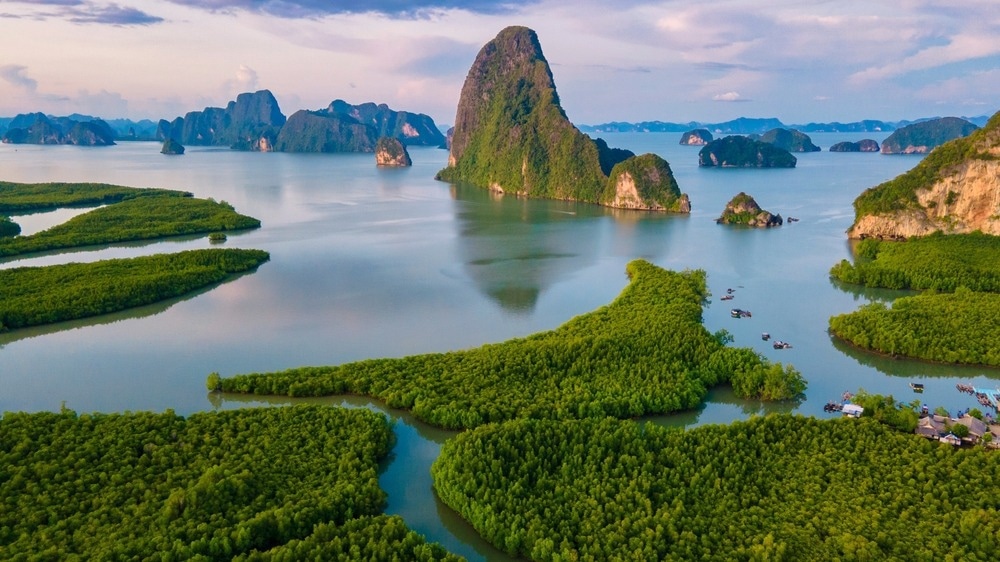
[580, 115, 992, 134]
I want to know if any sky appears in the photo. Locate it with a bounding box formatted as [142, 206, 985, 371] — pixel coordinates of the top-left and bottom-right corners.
[1, 0, 998, 127]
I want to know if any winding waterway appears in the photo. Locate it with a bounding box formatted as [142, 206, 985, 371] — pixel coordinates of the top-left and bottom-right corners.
[2, 134, 998, 560]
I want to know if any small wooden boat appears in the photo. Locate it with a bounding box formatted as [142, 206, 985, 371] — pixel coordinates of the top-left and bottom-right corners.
[910, 382, 924, 392]
[761, 332, 770, 341]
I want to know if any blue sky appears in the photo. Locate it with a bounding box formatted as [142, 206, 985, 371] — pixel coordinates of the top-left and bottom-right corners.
[1, 0, 997, 126]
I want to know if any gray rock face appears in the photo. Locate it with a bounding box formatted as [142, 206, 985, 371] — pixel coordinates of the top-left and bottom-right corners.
[324, 100, 446, 148]
[1, 113, 115, 146]
[161, 138, 185, 155]
[157, 90, 286, 151]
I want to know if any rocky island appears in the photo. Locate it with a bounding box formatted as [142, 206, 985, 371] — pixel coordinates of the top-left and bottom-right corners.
[158, 90, 286, 151]
[848, 110, 1000, 239]
[830, 139, 880, 152]
[160, 138, 185, 155]
[375, 136, 411, 167]
[436, 26, 689, 213]
[758, 128, 820, 152]
[880, 117, 979, 154]
[698, 136, 797, 168]
[717, 192, 783, 227]
[1, 113, 115, 146]
[679, 129, 713, 145]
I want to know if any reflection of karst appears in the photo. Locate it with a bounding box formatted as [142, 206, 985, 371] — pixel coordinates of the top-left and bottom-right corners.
[449, 182, 599, 313]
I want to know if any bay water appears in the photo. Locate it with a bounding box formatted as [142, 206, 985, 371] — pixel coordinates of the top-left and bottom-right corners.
[1, 133, 996, 560]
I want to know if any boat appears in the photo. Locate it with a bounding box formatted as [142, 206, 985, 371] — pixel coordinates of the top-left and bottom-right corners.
[772, 340, 792, 349]
[761, 332, 770, 341]
[910, 382, 924, 392]
[730, 308, 751, 318]
[721, 294, 734, 301]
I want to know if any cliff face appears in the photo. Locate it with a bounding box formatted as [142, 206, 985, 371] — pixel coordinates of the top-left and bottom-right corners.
[158, 90, 285, 151]
[1, 113, 115, 146]
[437, 26, 686, 211]
[603, 154, 690, 212]
[325, 100, 445, 147]
[849, 110, 1000, 239]
[274, 110, 376, 153]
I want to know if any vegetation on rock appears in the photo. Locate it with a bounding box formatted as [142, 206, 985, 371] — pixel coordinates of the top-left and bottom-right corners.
[437, 26, 684, 210]
[218, 260, 802, 429]
[0, 406, 458, 560]
[679, 129, 713, 145]
[274, 110, 376, 153]
[432, 414, 1000, 561]
[881, 116, 979, 154]
[1, 113, 115, 146]
[829, 139, 880, 152]
[158, 90, 285, 151]
[0, 248, 268, 330]
[602, 154, 689, 212]
[759, 128, 820, 152]
[717, 192, 782, 227]
[698, 135, 797, 167]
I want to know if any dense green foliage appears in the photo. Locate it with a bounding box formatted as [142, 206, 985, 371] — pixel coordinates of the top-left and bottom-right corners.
[830, 232, 1000, 291]
[0, 249, 269, 330]
[0, 196, 260, 257]
[437, 26, 613, 203]
[220, 260, 803, 429]
[852, 111, 998, 217]
[758, 128, 820, 152]
[0, 216, 19, 237]
[0, 406, 458, 560]
[432, 415, 1000, 561]
[236, 516, 461, 561]
[698, 135, 797, 167]
[274, 110, 376, 153]
[880, 117, 979, 154]
[602, 153, 688, 212]
[848, 391, 922, 432]
[0, 181, 187, 213]
[829, 287, 1000, 365]
[716, 192, 781, 226]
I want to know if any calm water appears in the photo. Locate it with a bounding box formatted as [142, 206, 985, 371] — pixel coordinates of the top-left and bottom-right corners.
[2, 134, 998, 561]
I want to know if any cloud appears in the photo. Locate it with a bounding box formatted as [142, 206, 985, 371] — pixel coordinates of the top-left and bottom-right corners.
[164, 0, 531, 18]
[222, 65, 259, 96]
[712, 91, 749, 102]
[0, 64, 39, 93]
[1, 1, 163, 25]
[66, 3, 164, 25]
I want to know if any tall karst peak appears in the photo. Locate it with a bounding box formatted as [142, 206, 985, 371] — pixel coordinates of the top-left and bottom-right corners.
[438, 26, 687, 212]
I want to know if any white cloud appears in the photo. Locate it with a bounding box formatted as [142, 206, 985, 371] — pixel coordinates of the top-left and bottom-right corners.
[712, 91, 746, 102]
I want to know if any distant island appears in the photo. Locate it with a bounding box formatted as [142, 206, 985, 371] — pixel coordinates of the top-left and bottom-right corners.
[758, 128, 820, 152]
[1, 113, 115, 146]
[679, 129, 713, 145]
[830, 139, 880, 152]
[849, 110, 999, 239]
[435, 26, 689, 212]
[580, 115, 991, 134]
[698, 136, 797, 168]
[879, 116, 979, 154]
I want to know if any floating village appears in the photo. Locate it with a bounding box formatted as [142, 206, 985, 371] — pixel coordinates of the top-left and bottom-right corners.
[722, 286, 1000, 450]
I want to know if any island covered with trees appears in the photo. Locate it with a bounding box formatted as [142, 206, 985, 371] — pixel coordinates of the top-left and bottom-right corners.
[216, 260, 804, 429]
[0, 405, 459, 560]
[432, 414, 1000, 561]
[0, 180, 267, 332]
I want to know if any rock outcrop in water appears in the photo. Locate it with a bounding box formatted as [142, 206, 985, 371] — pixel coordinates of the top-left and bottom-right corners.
[375, 137, 412, 167]
[325, 100, 445, 147]
[160, 138, 185, 155]
[436, 26, 687, 212]
[717, 192, 782, 227]
[830, 139, 880, 152]
[679, 129, 713, 145]
[604, 154, 690, 212]
[849, 110, 1000, 239]
[698, 136, 796, 168]
[157, 90, 286, 151]
[1, 113, 115, 146]
[880, 117, 979, 154]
